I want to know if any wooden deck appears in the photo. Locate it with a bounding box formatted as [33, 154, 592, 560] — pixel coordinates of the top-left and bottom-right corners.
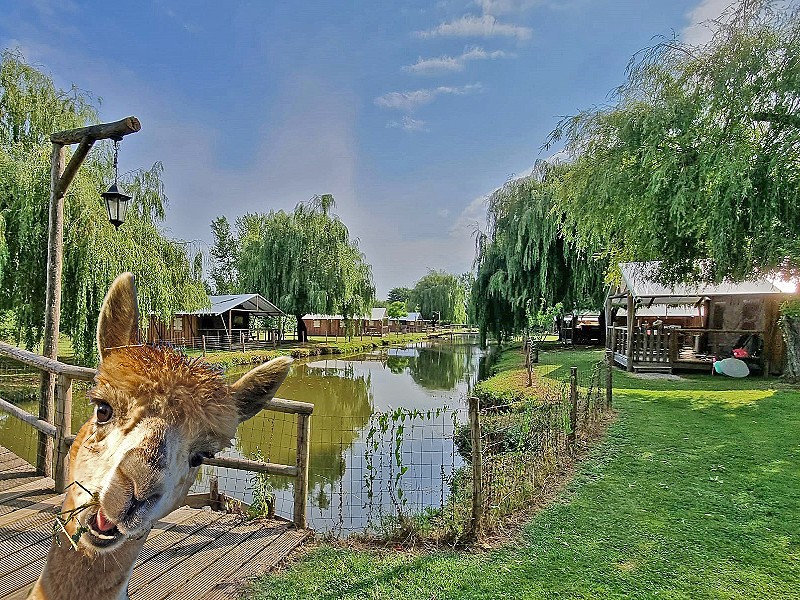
[0, 445, 310, 600]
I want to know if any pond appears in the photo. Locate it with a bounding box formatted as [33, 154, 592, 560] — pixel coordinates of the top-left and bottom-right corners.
[0, 337, 492, 533]
[204, 337, 492, 532]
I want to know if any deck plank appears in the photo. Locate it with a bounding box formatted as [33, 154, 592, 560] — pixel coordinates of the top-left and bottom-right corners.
[134, 518, 288, 600]
[0, 445, 310, 600]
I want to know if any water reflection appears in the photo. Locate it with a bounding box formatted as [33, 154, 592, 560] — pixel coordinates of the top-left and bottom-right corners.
[0, 339, 492, 533]
[216, 338, 491, 532]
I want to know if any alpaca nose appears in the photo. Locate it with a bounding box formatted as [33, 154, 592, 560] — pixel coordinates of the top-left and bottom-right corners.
[117, 430, 168, 503]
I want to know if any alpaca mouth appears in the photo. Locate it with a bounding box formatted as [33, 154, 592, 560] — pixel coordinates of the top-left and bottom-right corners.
[85, 510, 122, 549]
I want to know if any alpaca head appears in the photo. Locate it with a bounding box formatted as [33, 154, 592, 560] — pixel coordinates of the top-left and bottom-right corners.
[63, 273, 292, 553]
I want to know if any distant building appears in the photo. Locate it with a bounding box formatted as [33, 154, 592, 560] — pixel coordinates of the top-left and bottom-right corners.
[148, 294, 285, 349]
[388, 311, 425, 333]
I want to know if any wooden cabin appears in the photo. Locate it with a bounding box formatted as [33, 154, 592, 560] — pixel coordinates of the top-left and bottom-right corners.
[388, 312, 426, 333]
[148, 294, 286, 350]
[302, 314, 351, 338]
[364, 307, 389, 336]
[606, 262, 795, 375]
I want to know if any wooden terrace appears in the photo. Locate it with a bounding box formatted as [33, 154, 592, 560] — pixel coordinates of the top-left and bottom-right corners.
[0, 341, 315, 600]
[0, 445, 310, 600]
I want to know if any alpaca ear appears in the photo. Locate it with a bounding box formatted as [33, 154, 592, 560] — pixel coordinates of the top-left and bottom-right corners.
[230, 356, 293, 422]
[97, 272, 140, 362]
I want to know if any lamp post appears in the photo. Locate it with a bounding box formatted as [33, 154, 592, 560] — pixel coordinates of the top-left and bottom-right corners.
[38, 117, 140, 477]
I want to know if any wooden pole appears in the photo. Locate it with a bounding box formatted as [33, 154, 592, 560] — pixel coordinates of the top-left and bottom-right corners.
[53, 374, 73, 492]
[38, 142, 66, 477]
[605, 349, 613, 409]
[626, 293, 635, 372]
[202, 335, 207, 356]
[469, 396, 484, 539]
[568, 366, 578, 449]
[293, 413, 311, 528]
[40, 117, 141, 476]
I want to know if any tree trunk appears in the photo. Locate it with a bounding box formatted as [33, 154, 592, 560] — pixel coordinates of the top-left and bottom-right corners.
[296, 314, 308, 343]
[781, 315, 800, 380]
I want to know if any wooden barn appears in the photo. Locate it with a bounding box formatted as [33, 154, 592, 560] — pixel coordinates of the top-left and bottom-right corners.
[606, 262, 795, 375]
[302, 314, 351, 338]
[148, 294, 286, 350]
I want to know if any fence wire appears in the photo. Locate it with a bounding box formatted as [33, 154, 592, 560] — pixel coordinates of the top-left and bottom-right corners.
[477, 346, 611, 530]
[0, 343, 611, 542]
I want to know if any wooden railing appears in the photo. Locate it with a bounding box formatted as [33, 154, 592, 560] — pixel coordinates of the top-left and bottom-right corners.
[609, 326, 675, 366]
[0, 341, 313, 528]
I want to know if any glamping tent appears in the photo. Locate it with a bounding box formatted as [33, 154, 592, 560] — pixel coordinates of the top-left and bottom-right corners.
[606, 262, 794, 374]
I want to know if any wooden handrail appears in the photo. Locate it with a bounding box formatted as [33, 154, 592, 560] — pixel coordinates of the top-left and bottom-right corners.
[0, 341, 313, 527]
[0, 341, 97, 381]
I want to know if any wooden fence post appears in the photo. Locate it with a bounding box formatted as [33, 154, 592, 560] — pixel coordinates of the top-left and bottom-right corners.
[54, 374, 73, 492]
[241, 331, 246, 353]
[293, 413, 311, 529]
[202, 335, 207, 357]
[469, 396, 484, 539]
[605, 349, 613, 409]
[568, 366, 578, 449]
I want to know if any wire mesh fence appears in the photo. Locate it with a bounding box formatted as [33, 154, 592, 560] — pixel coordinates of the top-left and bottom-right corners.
[191, 405, 467, 537]
[0, 339, 611, 543]
[474, 346, 611, 532]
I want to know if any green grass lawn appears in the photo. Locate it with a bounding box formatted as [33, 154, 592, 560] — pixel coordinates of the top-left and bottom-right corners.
[245, 347, 800, 599]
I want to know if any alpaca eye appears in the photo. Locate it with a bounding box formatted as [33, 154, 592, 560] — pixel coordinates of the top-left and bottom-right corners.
[94, 402, 113, 424]
[189, 451, 212, 468]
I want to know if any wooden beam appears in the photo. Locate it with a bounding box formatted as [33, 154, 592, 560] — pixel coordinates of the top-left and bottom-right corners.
[626, 293, 635, 372]
[0, 396, 58, 438]
[50, 116, 141, 145]
[0, 341, 97, 381]
[56, 137, 95, 196]
[202, 456, 298, 478]
[264, 397, 314, 415]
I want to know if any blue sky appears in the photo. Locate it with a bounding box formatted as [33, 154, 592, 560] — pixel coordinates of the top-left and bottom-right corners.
[1, 0, 731, 296]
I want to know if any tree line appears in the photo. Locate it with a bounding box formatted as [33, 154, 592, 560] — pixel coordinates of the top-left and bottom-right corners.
[472, 0, 800, 345]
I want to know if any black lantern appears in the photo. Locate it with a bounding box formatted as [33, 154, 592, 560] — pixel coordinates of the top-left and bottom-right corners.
[102, 182, 131, 229]
[102, 138, 131, 229]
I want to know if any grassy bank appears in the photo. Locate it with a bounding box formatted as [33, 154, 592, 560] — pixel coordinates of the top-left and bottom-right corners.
[200, 333, 432, 369]
[244, 346, 800, 599]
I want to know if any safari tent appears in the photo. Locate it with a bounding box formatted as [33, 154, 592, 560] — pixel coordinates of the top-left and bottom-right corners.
[606, 262, 794, 374]
[148, 293, 286, 349]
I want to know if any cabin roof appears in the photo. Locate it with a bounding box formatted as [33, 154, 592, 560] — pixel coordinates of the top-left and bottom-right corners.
[183, 294, 285, 317]
[619, 262, 786, 304]
[388, 311, 422, 322]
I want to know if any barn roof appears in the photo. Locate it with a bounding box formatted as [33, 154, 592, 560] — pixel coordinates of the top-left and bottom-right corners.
[184, 294, 285, 317]
[618, 262, 786, 304]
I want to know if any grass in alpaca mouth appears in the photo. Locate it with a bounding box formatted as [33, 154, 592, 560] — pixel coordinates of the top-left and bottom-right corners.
[52, 481, 100, 550]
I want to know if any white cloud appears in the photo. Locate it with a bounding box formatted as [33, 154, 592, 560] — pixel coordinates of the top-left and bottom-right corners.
[374, 83, 482, 112]
[682, 0, 740, 45]
[387, 116, 429, 132]
[475, 0, 541, 15]
[402, 46, 511, 75]
[414, 14, 532, 41]
[450, 194, 488, 236]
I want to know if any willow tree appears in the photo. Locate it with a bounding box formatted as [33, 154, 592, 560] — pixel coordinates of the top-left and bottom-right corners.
[0, 50, 207, 362]
[410, 270, 467, 323]
[547, 0, 800, 285]
[471, 162, 607, 345]
[235, 195, 375, 341]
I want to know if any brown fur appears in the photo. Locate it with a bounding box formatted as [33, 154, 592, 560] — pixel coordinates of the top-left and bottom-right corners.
[29, 273, 293, 600]
[92, 345, 239, 445]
